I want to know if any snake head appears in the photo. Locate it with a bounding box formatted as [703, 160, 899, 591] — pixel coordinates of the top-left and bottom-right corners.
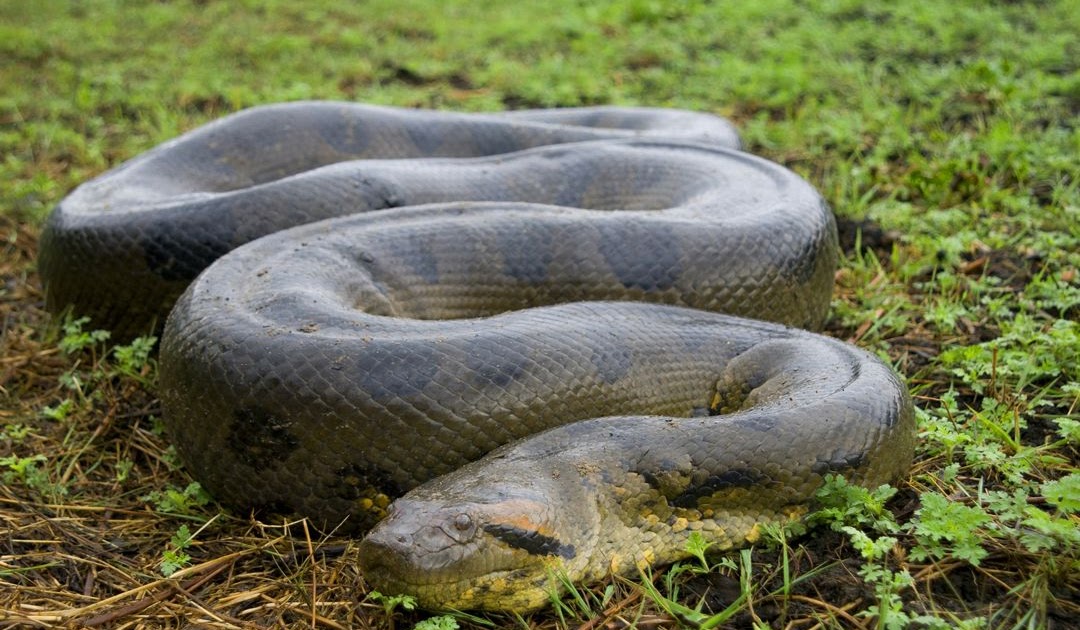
[359, 481, 583, 612]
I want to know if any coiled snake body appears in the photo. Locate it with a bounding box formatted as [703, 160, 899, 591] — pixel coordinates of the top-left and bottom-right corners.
[39, 102, 914, 612]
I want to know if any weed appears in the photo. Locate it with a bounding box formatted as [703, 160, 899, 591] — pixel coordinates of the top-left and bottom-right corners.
[808, 477, 923, 628]
[114, 458, 134, 482]
[0, 423, 32, 442]
[0, 454, 49, 492]
[808, 474, 901, 535]
[843, 528, 914, 630]
[159, 524, 195, 577]
[682, 530, 736, 574]
[111, 334, 157, 383]
[141, 481, 212, 517]
[57, 315, 110, 356]
[39, 398, 74, 421]
[646, 535, 736, 618]
[414, 616, 460, 630]
[366, 590, 417, 614]
[1041, 473, 1080, 513]
[908, 493, 993, 565]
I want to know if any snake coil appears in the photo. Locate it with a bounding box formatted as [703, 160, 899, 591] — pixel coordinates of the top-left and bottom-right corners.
[39, 102, 914, 612]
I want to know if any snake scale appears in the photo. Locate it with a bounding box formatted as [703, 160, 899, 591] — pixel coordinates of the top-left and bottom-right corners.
[38, 102, 914, 612]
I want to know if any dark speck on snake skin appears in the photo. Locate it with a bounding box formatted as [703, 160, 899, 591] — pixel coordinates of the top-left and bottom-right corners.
[228, 405, 300, 466]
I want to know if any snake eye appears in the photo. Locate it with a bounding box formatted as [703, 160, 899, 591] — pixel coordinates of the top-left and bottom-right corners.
[453, 513, 473, 531]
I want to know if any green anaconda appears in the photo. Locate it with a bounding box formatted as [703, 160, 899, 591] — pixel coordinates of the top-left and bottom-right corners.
[38, 102, 914, 612]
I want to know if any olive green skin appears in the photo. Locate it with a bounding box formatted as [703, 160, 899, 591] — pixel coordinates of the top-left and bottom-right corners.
[37, 103, 914, 613]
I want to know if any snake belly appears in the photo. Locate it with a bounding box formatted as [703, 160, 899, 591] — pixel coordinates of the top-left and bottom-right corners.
[37, 102, 915, 613]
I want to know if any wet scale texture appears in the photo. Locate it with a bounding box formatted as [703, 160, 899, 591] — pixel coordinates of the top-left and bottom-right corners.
[37, 103, 915, 612]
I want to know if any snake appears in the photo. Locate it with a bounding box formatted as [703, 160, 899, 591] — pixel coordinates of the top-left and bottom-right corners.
[37, 102, 915, 612]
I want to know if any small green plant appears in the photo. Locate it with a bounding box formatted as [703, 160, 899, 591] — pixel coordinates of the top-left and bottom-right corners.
[978, 475, 1080, 554]
[38, 317, 158, 437]
[365, 592, 469, 630]
[40, 398, 75, 422]
[0, 423, 32, 442]
[908, 493, 992, 565]
[758, 523, 795, 600]
[842, 527, 914, 630]
[808, 477, 919, 628]
[142, 481, 212, 516]
[1041, 473, 1080, 513]
[160, 524, 194, 577]
[1055, 416, 1080, 444]
[114, 458, 134, 482]
[1, 454, 47, 486]
[659, 531, 739, 604]
[413, 615, 460, 630]
[1, 453, 65, 498]
[57, 315, 110, 355]
[808, 474, 901, 535]
[157, 444, 185, 471]
[366, 590, 417, 617]
[683, 530, 731, 573]
[157, 516, 220, 577]
[110, 334, 157, 383]
[641, 534, 836, 630]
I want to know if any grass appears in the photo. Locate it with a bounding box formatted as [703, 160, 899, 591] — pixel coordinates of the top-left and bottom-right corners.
[1, 0, 1077, 627]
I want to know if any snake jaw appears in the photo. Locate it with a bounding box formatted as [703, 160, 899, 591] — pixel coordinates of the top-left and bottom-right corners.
[359, 482, 585, 611]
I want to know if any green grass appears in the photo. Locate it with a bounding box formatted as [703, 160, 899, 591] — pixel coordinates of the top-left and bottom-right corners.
[2, 0, 1078, 628]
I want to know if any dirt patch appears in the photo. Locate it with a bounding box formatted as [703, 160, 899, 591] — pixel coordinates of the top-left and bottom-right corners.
[958, 245, 1043, 293]
[834, 215, 900, 259]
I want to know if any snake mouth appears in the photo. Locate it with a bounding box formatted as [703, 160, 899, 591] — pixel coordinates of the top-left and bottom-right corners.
[360, 531, 558, 612]
[359, 527, 519, 608]
[358, 535, 415, 593]
[359, 526, 431, 587]
[358, 488, 578, 611]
